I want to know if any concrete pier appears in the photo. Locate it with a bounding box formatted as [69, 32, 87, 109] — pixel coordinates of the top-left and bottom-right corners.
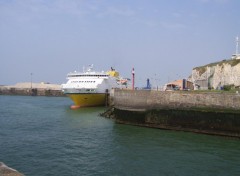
[103, 89, 240, 137]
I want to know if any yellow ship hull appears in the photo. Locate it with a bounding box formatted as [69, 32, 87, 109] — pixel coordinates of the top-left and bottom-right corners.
[68, 93, 106, 107]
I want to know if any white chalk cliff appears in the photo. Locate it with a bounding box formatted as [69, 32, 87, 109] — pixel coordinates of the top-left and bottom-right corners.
[191, 59, 240, 89]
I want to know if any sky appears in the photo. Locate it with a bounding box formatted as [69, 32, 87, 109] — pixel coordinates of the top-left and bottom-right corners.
[0, 0, 240, 87]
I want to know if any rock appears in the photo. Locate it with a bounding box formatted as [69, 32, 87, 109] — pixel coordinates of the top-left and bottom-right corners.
[0, 162, 24, 176]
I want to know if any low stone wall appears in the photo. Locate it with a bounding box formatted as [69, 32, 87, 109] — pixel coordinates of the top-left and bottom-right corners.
[105, 89, 240, 137]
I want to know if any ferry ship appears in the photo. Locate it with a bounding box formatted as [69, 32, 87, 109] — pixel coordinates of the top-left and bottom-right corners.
[62, 65, 126, 108]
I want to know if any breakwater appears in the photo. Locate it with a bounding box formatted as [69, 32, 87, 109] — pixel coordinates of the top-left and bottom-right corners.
[103, 89, 240, 137]
[0, 82, 65, 96]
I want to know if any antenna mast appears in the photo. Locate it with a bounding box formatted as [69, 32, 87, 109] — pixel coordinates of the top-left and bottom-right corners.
[236, 36, 239, 56]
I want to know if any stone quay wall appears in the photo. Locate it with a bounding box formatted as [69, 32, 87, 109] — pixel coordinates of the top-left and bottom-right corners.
[106, 89, 240, 137]
[112, 89, 240, 111]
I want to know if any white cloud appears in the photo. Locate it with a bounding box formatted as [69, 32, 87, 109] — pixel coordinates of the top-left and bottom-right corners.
[172, 12, 182, 18]
[96, 6, 136, 18]
[0, 0, 90, 23]
[160, 22, 186, 30]
[197, 0, 229, 3]
[51, 0, 87, 17]
[107, 6, 135, 17]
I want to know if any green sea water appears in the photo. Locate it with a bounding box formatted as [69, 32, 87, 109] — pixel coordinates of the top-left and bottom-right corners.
[0, 95, 239, 176]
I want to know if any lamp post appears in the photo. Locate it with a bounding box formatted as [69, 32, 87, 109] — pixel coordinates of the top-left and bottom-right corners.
[132, 68, 135, 90]
[30, 73, 33, 89]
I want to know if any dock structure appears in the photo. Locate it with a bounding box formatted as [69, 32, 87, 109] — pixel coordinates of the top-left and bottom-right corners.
[103, 89, 240, 137]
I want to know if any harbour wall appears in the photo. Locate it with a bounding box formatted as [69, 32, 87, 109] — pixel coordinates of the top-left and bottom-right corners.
[105, 89, 240, 137]
[0, 87, 65, 97]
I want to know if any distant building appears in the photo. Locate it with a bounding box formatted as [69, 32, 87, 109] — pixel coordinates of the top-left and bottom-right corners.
[142, 78, 151, 90]
[164, 79, 194, 91]
[194, 79, 208, 90]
